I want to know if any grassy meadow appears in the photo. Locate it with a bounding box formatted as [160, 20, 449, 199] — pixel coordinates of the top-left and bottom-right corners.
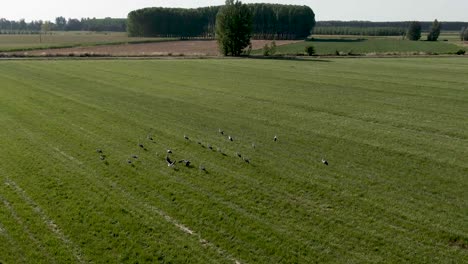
[0, 58, 467, 263]
[0, 31, 168, 52]
[255, 36, 463, 55]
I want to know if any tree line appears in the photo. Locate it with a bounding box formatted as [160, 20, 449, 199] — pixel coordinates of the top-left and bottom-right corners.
[313, 26, 406, 36]
[0, 17, 126, 33]
[127, 4, 315, 40]
[316, 21, 468, 32]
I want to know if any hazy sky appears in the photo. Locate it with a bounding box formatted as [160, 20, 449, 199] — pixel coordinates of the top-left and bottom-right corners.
[2, 0, 467, 22]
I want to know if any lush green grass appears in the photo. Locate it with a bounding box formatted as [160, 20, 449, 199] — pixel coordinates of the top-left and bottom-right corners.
[0, 58, 467, 263]
[256, 36, 462, 55]
[0, 31, 170, 52]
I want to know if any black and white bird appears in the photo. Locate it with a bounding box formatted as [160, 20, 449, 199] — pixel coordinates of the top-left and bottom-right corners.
[322, 158, 328, 166]
[131, 155, 138, 159]
[138, 143, 144, 149]
[96, 149, 103, 153]
[184, 135, 189, 140]
[228, 136, 233, 141]
[147, 135, 153, 141]
[208, 144, 213, 150]
[127, 159, 133, 164]
[166, 155, 176, 167]
[99, 155, 106, 160]
[167, 149, 173, 154]
[219, 129, 224, 135]
[243, 157, 250, 163]
[252, 143, 256, 149]
[236, 152, 242, 158]
[178, 159, 191, 167]
[199, 164, 206, 171]
[274, 135, 278, 142]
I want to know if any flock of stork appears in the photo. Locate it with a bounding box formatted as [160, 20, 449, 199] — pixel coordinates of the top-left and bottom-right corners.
[96, 128, 329, 171]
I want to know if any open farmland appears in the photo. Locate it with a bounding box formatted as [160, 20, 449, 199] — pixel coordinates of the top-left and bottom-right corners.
[0, 58, 467, 263]
[10, 40, 299, 56]
[0, 31, 167, 52]
[255, 36, 462, 55]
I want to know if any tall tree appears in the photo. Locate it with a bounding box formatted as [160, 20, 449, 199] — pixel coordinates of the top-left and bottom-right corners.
[55, 17, 66, 31]
[406, 21, 422, 41]
[427, 19, 441, 41]
[216, 0, 253, 56]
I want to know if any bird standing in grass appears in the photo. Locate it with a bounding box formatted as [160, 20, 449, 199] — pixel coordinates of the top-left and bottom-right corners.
[274, 135, 278, 142]
[178, 160, 191, 167]
[184, 135, 189, 140]
[167, 149, 172, 154]
[219, 129, 224, 135]
[228, 136, 233, 141]
[322, 158, 328, 166]
[166, 155, 176, 167]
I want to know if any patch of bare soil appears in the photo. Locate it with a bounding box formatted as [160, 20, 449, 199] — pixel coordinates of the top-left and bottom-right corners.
[11, 40, 300, 57]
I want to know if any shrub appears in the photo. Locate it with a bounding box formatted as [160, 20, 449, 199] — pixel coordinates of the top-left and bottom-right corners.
[305, 45, 315, 56]
[456, 49, 466, 55]
[262, 41, 277, 56]
[262, 43, 271, 56]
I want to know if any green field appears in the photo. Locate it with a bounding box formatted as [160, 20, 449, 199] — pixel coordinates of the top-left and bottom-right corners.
[256, 36, 463, 55]
[0, 31, 167, 52]
[0, 58, 467, 263]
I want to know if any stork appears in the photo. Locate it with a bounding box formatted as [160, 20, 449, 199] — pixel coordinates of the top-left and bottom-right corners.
[184, 135, 189, 140]
[166, 155, 176, 167]
[274, 135, 278, 142]
[219, 129, 224, 135]
[178, 159, 191, 167]
[228, 136, 233, 141]
[167, 149, 172, 154]
[322, 158, 328, 166]
[96, 149, 103, 153]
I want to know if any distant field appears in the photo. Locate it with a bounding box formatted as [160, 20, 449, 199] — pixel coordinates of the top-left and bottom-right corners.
[0, 31, 168, 52]
[254, 36, 463, 55]
[8, 40, 299, 56]
[0, 58, 467, 263]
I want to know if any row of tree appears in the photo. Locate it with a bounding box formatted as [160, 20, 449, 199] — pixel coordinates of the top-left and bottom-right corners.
[127, 4, 315, 40]
[316, 21, 468, 32]
[0, 17, 126, 32]
[406, 20, 441, 41]
[313, 26, 406, 36]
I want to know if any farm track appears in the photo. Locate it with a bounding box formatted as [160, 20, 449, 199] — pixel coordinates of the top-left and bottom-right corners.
[0, 58, 466, 263]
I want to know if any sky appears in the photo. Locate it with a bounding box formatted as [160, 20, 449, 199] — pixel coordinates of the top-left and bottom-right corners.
[1, 0, 467, 22]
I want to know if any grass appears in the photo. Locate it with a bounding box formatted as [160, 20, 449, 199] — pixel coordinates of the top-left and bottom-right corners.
[255, 36, 462, 55]
[0, 58, 467, 263]
[0, 31, 171, 52]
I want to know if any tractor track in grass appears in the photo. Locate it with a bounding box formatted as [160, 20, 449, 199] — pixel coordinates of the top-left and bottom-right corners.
[4, 178, 86, 264]
[2, 108, 244, 264]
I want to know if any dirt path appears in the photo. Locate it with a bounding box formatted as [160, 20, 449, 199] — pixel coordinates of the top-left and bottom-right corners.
[12, 40, 300, 56]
